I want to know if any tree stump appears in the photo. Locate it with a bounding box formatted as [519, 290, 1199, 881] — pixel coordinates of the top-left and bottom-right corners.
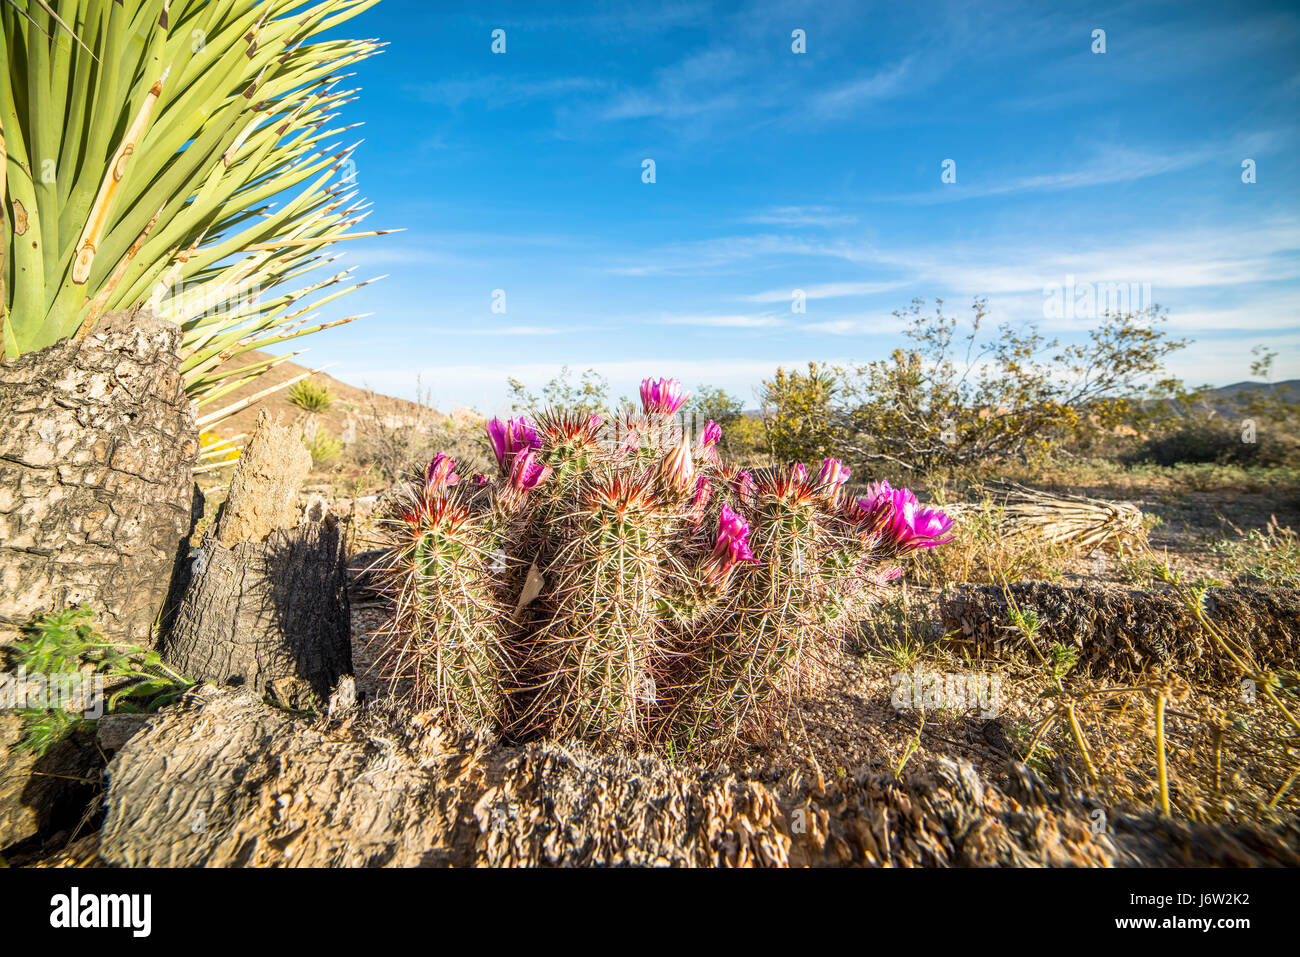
[163, 413, 351, 707]
[0, 309, 198, 648]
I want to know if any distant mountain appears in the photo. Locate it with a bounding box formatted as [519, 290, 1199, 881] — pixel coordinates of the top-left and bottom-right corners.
[1205, 379, 1299, 402]
[1200, 379, 1297, 417]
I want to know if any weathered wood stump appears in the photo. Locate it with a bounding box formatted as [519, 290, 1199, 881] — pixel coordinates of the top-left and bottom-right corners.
[163, 412, 351, 707]
[0, 309, 198, 648]
[0, 309, 197, 849]
[97, 688, 1300, 867]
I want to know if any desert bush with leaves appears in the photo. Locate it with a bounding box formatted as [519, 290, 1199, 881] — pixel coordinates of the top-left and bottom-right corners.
[757, 301, 1197, 480]
[1212, 518, 1300, 586]
[303, 422, 343, 467]
[372, 376, 955, 754]
[507, 366, 610, 417]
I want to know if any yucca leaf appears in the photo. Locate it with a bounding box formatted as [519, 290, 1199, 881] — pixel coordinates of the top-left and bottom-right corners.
[4, 0, 386, 405]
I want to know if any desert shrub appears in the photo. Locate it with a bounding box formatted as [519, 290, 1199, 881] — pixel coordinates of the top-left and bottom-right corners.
[507, 366, 610, 416]
[1131, 421, 1299, 470]
[1212, 519, 1300, 586]
[757, 301, 1195, 479]
[351, 383, 492, 484]
[373, 377, 955, 754]
[759, 362, 840, 464]
[303, 424, 343, 468]
[288, 379, 335, 414]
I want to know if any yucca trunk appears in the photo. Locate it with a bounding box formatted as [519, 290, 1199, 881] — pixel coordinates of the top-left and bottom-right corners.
[0, 308, 198, 648]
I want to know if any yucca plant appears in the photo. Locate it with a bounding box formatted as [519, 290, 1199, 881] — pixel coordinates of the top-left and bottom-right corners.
[0, 0, 387, 649]
[373, 377, 957, 755]
[288, 377, 334, 413]
[1, 0, 389, 417]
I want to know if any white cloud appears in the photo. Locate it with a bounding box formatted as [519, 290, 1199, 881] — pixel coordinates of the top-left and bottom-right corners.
[743, 206, 859, 228]
[662, 314, 785, 327]
[810, 58, 915, 118]
[739, 280, 910, 303]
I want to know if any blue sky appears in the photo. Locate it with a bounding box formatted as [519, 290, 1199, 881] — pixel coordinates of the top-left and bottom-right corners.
[298, 0, 1300, 414]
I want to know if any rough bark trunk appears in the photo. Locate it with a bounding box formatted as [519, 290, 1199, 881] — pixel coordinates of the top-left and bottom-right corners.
[940, 582, 1300, 683]
[212, 410, 312, 546]
[162, 411, 349, 707]
[0, 308, 198, 648]
[164, 516, 352, 707]
[97, 688, 1300, 867]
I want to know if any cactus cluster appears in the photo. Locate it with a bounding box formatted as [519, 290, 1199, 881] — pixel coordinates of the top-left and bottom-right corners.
[373, 377, 954, 754]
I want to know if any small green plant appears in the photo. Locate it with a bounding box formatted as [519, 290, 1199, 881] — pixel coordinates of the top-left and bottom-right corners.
[5, 607, 196, 756]
[1211, 518, 1300, 586]
[288, 379, 335, 414]
[304, 426, 344, 467]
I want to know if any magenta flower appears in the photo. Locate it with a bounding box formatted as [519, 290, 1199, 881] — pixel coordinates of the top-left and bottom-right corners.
[424, 452, 460, 492]
[589, 413, 603, 431]
[792, 463, 808, 484]
[695, 419, 723, 464]
[704, 503, 756, 583]
[861, 480, 913, 511]
[816, 458, 851, 501]
[909, 504, 956, 548]
[508, 449, 552, 494]
[729, 468, 756, 507]
[639, 377, 688, 415]
[868, 485, 954, 552]
[687, 475, 712, 525]
[486, 416, 541, 474]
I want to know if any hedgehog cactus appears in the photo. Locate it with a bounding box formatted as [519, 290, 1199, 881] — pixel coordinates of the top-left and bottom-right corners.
[375, 377, 955, 754]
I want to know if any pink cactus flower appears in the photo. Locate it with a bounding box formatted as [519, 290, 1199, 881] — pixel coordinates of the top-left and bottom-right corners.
[816, 458, 851, 502]
[639, 377, 688, 415]
[486, 416, 541, 474]
[729, 469, 756, 508]
[792, 463, 808, 484]
[686, 475, 712, 525]
[424, 452, 460, 491]
[867, 485, 954, 552]
[508, 449, 552, 494]
[695, 419, 723, 464]
[704, 503, 755, 583]
[908, 504, 956, 549]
